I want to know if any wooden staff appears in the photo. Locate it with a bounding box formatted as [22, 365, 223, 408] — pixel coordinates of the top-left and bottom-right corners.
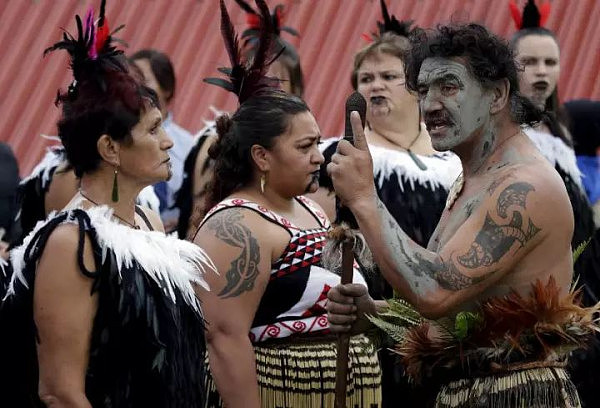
[333, 91, 366, 408]
[334, 235, 355, 408]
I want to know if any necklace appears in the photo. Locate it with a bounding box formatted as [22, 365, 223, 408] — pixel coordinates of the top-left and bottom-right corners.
[445, 129, 523, 210]
[404, 130, 428, 171]
[78, 189, 139, 229]
[381, 127, 428, 171]
[445, 173, 464, 210]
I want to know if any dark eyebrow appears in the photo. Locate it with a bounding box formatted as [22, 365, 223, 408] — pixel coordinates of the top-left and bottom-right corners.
[297, 134, 320, 143]
[439, 73, 461, 82]
[149, 117, 161, 129]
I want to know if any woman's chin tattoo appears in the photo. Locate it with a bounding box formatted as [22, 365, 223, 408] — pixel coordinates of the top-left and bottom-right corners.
[304, 178, 319, 194]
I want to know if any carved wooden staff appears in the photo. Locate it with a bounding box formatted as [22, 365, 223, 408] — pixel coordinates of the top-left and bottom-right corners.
[334, 91, 367, 408]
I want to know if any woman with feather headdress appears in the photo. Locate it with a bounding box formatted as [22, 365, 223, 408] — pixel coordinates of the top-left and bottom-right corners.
[174, 0, 305, 241]
[510, 2, 600, 406]
[192, 1, 381, 407]
[510, 0, 600, 307]
[0, 1, 214, 406]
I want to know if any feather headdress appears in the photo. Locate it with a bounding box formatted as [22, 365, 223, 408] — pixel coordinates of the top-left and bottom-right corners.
[204, 0, 281, 104]
[362, 0, 415, 43]
[509, 0, 551, 30]
[44, 0, 126, 97]
[235, 0, 298, 44]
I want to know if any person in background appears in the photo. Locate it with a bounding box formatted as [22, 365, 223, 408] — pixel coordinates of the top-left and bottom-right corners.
[131, 49, 194, 232]
[175, 0, 306, 239]
[562, 98, 600, 408]
[510, 0, 600, 316]
[0, 142, 20, 258]
[564, 99, 600, 224]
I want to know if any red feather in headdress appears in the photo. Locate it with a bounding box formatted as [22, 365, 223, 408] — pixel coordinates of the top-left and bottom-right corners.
[509, 0, 523, 29]
[95, 0, 110, 54]
[539, 1, 551, 26]
[44, 0, 126, 95]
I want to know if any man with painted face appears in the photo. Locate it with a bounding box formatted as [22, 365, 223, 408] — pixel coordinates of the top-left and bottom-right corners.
[326, 24, 597, 407]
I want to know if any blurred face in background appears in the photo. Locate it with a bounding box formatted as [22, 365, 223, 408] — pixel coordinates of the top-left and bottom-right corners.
[133, 58, 169, 115]
[356, 53, 417, 126]
[268, 59, 292, 95]
[515, 34, 560, 109]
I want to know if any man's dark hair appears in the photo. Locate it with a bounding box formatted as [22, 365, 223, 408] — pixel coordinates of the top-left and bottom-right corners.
[405, 23, 542, 126]
[130, 49, 176, 102]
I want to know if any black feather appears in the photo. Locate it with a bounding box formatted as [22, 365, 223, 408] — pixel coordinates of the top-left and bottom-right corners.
[281, 26, 299, 37]
[521, 0, 541, 28]
[219, 0, 241, 70]
[44, 0, 126, 92]
[375, 0, 414, 38]
[203, 77, 235, 92]
[98, 0, 107, 26]
[206, 0, 281, 103]
[233, 0, 257, 15]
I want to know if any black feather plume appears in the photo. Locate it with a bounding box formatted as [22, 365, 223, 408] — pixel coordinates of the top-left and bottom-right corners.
[43, 0, 126, 95]
[204, 0, 280, 104]
[233, 0, 257, 14]
[522, 0, 541, 28]
[237, 1, 299, 44]
[375, 0, 414, 38]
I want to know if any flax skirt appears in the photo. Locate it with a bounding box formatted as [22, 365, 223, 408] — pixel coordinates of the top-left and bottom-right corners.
[435, 367, 581, 408]
[203, 334, 382, 408]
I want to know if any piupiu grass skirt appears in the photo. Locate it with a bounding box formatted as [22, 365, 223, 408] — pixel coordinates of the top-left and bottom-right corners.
[435, 366, 581, 408]
[204, 334, 382, 408]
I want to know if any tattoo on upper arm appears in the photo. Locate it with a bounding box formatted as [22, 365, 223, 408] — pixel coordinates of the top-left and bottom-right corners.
[204, 209, 261, 299]
[385, 182, 541, 293]
[457, 182, 540, 269]
[486, 173, 513, 196]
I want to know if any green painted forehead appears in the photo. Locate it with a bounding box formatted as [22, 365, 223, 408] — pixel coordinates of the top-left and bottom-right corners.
[417, 57, 470, 86]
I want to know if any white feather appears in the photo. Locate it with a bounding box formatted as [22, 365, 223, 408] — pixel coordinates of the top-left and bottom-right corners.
[20, 146, 65, 189]
[194, 106, 226, 140]
[136, 186, 161, 213]
[0, 257, 7, 278]
[320, 136, 463, 192]
[6, 207, 216, 313]
[525, 127, 583, 188]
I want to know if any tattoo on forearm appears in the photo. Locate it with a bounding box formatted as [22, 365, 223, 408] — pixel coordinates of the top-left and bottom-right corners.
[397, 237, 494, 291]
[457, 182, 540, 269]
[204, 209, 260, 298]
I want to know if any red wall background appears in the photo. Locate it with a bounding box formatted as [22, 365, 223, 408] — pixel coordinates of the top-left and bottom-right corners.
[1, 0, 599, 175]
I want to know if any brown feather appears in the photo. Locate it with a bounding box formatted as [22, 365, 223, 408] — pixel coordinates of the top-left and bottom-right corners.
[397, 277, 600, 383]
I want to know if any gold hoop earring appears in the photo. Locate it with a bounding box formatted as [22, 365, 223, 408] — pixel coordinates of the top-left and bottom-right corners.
[111, 167, 119, 202]
[260, 173, 266, 194]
